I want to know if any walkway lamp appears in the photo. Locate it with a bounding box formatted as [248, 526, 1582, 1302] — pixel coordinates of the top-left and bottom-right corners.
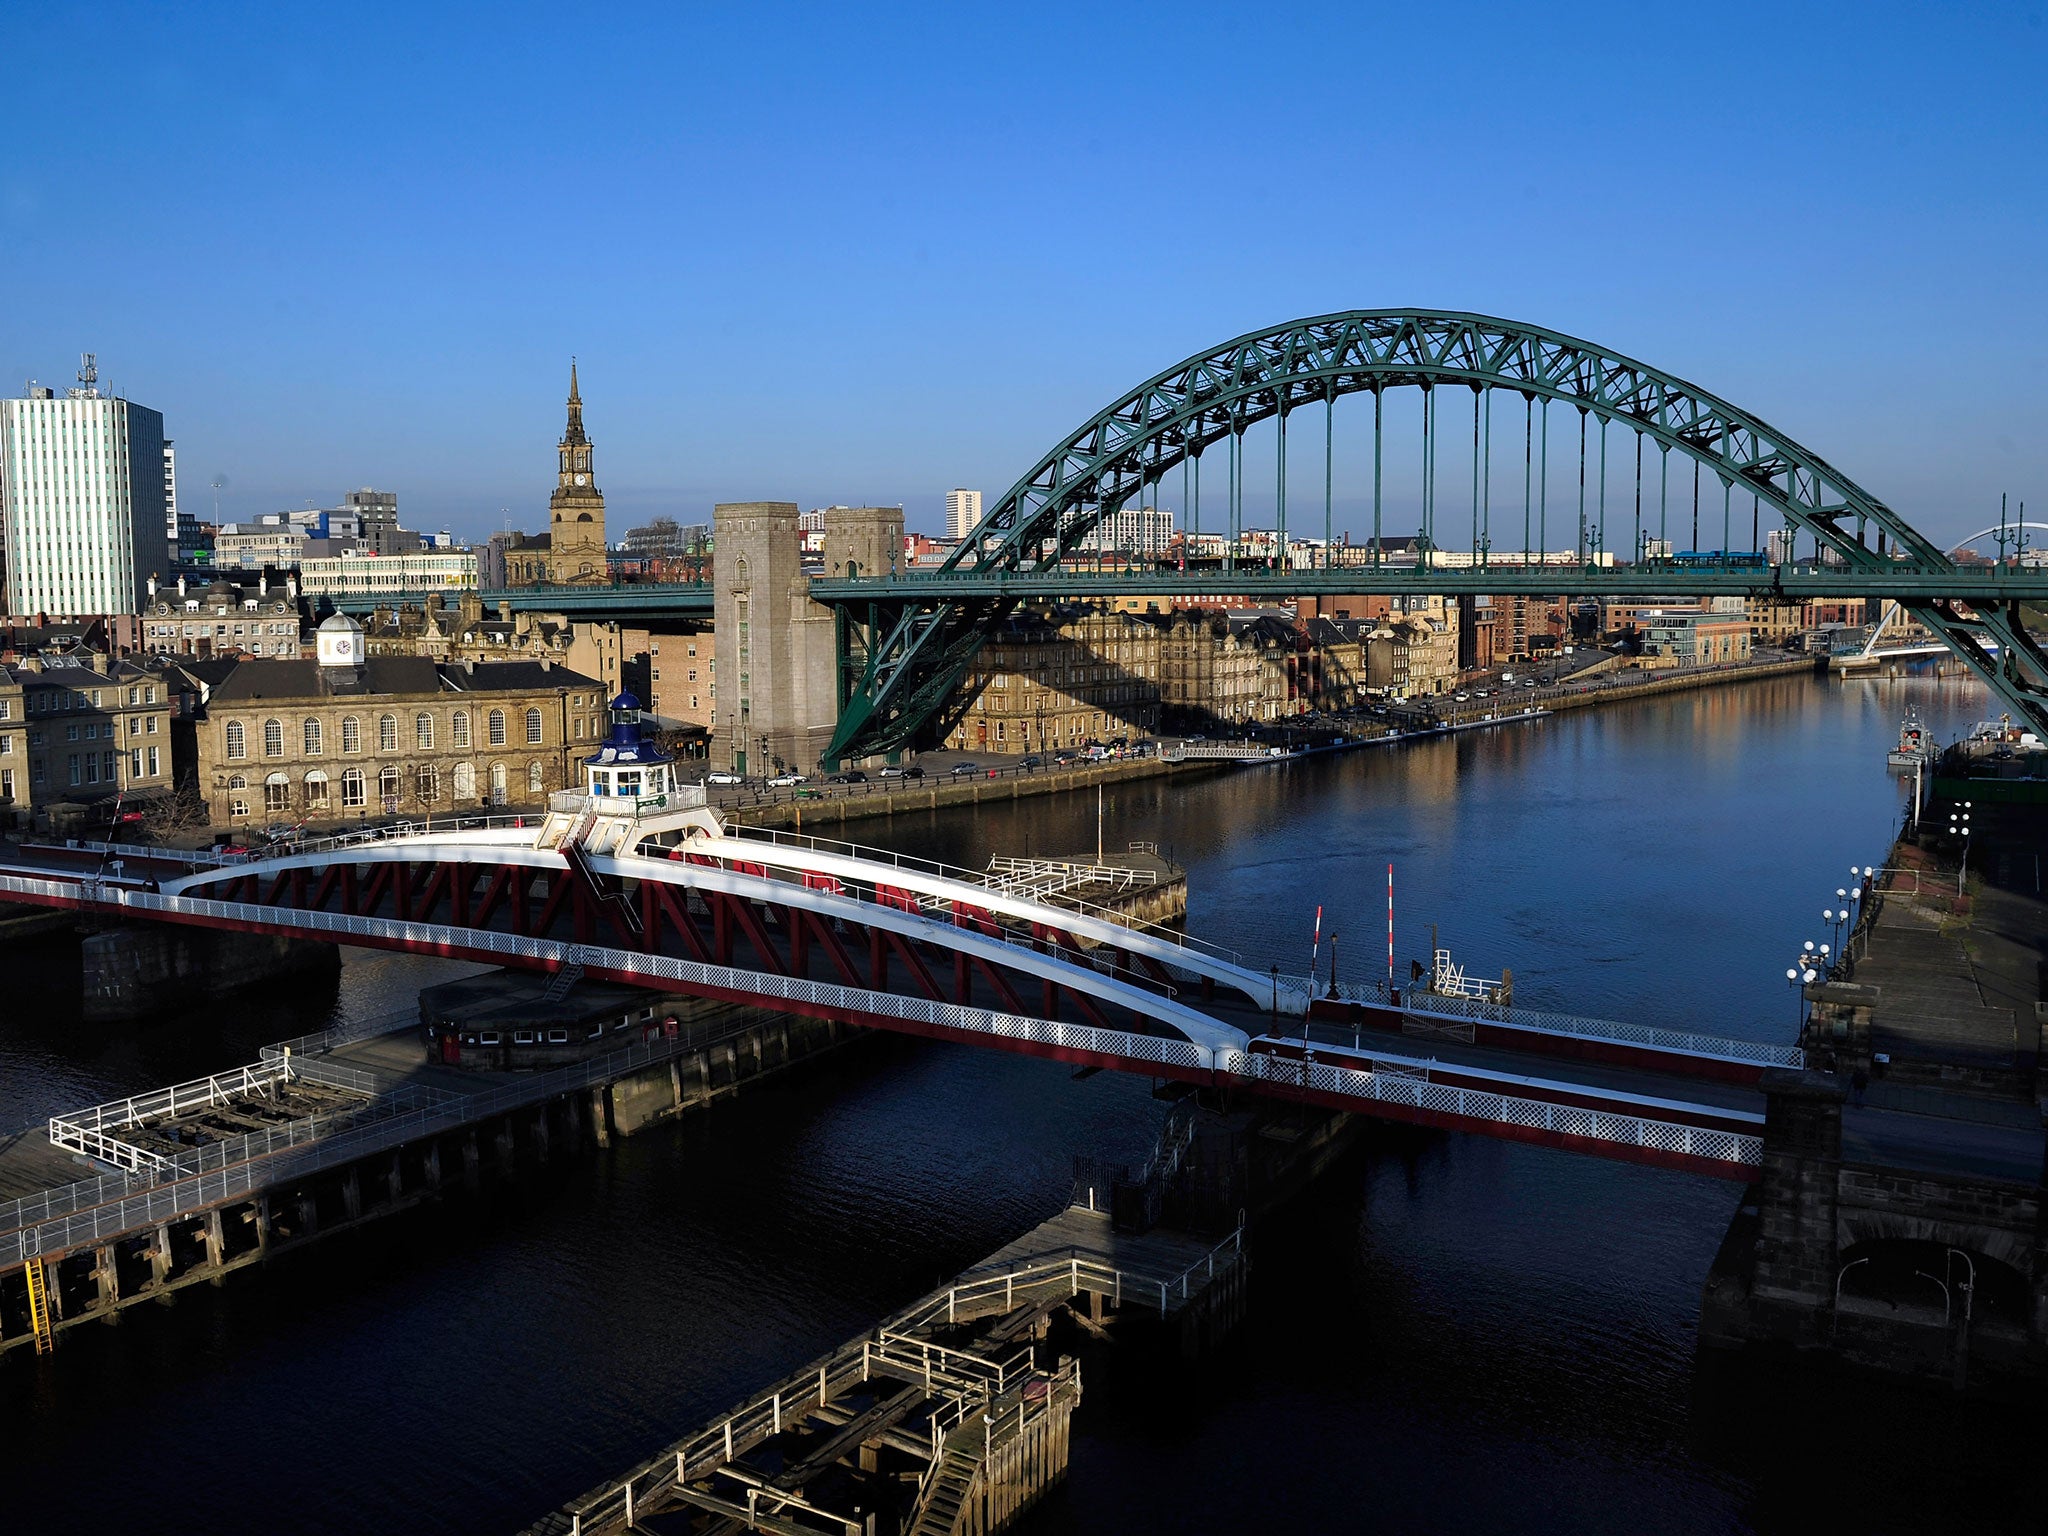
[1270, 963, 1280, 1029]
[1786, 967, 1806, 1029]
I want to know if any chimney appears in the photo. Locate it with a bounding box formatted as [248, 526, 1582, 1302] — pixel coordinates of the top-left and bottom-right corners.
[287, 575, 299, 601]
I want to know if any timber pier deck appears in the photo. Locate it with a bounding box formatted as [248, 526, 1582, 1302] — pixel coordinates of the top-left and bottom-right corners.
[524, 1203, 1245, 1536]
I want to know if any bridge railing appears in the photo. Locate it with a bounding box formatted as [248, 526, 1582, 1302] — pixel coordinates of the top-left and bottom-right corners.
[1370, 988, 1806, 1069]
[1224, 1049, 1762, 1169]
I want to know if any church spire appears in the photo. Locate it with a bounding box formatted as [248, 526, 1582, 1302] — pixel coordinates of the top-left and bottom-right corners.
[563, 358, 586, 445]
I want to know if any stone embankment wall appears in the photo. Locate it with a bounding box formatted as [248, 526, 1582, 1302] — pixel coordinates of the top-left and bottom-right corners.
[81, 924, 341, 1022]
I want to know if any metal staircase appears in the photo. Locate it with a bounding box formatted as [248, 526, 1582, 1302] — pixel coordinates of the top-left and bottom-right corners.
[540, 957, 585, 1004]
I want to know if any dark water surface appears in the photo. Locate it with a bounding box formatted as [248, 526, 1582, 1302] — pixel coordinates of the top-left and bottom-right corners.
[5, 669, 2037, 1534]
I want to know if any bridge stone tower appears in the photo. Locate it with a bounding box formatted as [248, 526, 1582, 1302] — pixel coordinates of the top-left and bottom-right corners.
[711, 503, 905, 774]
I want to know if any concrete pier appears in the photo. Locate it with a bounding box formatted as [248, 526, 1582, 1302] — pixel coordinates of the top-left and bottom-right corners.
[1700, 804, 2048, 1392]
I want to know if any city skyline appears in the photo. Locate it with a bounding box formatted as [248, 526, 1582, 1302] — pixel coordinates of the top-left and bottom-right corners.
[4, 4, 2043, 547]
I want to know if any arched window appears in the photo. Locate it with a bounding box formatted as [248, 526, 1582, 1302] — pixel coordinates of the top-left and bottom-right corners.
[525, 707, 543, 745]
[378, 714, 397, 751]
[263, 718, 283, 757]
[341, 768, 366, 809]
[304, 770, 329, 808]
[341, 716, 361, 754]
[453, 761, 475, 799]
[415, 764, 438, 801]
[415, 712, 434, 750]
[451, 710, 470, 748]
[227, 773, 249, 818]
[303, 718, 322, 756]
[527, 761, 545, 794]
[489, 761, 507, 801]
[263, 772, 290, 812]
[488, 709, 506, 746]
[225, 720, 245, 760]
[378, 765, 400, 805]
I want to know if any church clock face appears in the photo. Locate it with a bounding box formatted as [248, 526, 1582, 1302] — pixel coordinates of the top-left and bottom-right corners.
[575, 474, 587, 485]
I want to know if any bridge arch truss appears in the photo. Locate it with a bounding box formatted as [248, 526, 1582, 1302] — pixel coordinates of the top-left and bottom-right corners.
[824, 310, 2048, 760]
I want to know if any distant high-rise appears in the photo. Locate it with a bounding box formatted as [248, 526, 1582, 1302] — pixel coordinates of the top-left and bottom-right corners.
[162, 440, 179, 551]
[945, 488, 982, 541]
[0, 356, 170, 615]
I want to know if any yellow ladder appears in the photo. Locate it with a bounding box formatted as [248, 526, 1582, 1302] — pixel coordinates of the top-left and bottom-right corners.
[23, 1258, 55, 1354]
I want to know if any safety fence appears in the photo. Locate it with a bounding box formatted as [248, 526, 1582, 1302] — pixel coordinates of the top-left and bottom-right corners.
[1226, 1049, 1762, 1170]
[1330, 980, 1805, 1069]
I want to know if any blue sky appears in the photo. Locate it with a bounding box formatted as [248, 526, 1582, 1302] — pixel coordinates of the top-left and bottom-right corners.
[5, 2, 2043, 546]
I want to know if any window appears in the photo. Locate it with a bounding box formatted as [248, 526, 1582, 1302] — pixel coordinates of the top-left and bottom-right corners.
[70, 754, 83, 785]
[341, 768, 366, 808]
[453, 761, 475, 799]
[379, 765, 400, 804]
[147, 716, 158, 734]
[303, 718, 323, 756]
[488, 709, 506, 746]
[378, 714, 397, 751]
[415, 712, 434, 750]
[264, 773, 290, 812]
[451, 710, 470, 748]
[416, 764, 438, 801]
[341, 716, 360, 754]
[525, 707, 543, 745]
[489, 761, 507, 800]
[528, 761, 545, 794]
[148, 745, 159, 777]
[228, 773, 248, 818]
[131, 750, 143, 779]
[305, 771, 329, 808]
[263, 718, 283, 757]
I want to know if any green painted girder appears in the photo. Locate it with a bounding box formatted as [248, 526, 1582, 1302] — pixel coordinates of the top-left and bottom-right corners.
[812, 566, 2048, 604]
[327, 582, 714, 618]
[818, 309, 2047, 762]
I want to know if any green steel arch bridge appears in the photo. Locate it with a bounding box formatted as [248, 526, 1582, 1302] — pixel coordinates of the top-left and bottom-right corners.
[813, 310, 2048, 764]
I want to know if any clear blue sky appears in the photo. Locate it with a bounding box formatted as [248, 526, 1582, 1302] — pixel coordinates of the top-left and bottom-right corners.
[6, 2, 2043, 546]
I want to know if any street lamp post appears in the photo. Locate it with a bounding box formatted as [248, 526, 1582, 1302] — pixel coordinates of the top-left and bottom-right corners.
[1786, 966, 1817, 1031]
[1949, 802, 1973, 896]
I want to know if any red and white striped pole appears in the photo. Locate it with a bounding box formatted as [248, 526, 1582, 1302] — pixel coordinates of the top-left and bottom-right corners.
[1386, 863, 1395, 985]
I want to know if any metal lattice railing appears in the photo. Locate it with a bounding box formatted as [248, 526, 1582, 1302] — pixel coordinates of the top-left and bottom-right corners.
[1329, 980, 1805, 1068]
[1223, 1050, 1762, 1169]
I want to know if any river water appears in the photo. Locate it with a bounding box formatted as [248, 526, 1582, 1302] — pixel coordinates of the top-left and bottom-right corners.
[5, 667, 2038, 1534]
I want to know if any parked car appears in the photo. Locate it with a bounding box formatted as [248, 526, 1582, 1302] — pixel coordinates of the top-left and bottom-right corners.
[901, 764, 926, 779]
[707, 770, 743, 785]
[950, 762, 982, 776]
[826, 770, 867, 785]
[878, 765, 906, 778]
[768, 772, 807, 787]
[1020, 755, 1043, 770]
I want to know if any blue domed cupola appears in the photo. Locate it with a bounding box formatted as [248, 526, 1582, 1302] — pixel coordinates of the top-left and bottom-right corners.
[583, 691, 675, 800]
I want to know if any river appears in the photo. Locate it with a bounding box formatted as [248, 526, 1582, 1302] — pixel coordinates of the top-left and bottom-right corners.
[4, 666, 2037, 1534]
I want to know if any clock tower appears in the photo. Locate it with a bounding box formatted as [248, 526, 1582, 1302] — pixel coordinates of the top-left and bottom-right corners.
[546, 360, 608, 584]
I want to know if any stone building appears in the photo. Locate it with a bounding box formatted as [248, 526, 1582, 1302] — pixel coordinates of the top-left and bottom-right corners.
[139, 572, 310, 659]
[0, 654, 174, 826]
[1365, 614, 1460, 698]
[1152, 609, 1298, 727]
[192, 614, 604, 827]
[944, 608, 1162, 753]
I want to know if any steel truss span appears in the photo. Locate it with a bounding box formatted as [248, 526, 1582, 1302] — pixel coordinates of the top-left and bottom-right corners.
[820, 309, 2048, 762]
